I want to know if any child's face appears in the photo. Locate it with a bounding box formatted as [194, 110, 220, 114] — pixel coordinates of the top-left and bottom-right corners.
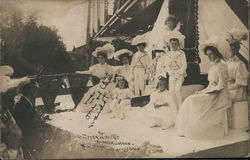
[158, 80, 166, 91]
[97, 55, 106, 64]
[118, 80, 126, 89]
[170, 40, 179, 51]
[137, 44, 146, 52]
[121, 56, 129, 65]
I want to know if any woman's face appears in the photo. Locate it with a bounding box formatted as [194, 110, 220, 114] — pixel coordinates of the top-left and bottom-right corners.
[121, 56, 129, 65]
[118, 80, 126, 89]
[229, 44, 238, 57]
[158, 79, 166, 91]
[137, 44, 146, 52]
[206, 50, 218, 62]
[165, 20, 175, 31]
[97, 55, 106, 64]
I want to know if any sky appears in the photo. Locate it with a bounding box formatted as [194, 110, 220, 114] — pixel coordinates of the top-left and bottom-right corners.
[3, 0, 89, 51]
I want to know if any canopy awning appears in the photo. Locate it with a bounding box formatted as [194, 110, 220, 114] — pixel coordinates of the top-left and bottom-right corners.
[100, 0, 164, 37]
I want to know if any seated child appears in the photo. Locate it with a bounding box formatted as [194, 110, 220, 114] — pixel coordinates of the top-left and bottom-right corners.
[110, 76, 133, 120]
[144, 75, 177, 130]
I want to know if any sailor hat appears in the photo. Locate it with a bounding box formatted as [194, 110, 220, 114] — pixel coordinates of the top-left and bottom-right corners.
[164, 31, 185, 49]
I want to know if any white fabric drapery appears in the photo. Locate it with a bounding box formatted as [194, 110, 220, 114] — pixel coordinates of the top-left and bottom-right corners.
[145, 0, 169, 59]
[198, 0, 249, 73]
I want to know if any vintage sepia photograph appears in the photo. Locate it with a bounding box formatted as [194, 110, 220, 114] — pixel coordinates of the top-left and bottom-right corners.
[0, 0, 249, 159]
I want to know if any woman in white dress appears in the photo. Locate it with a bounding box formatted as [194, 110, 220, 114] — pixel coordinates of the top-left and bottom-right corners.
[175, 45, 232, 139]
[224, 28, 248, 102]
[113, 49, 134, 94]
[75, 44, 115, 113]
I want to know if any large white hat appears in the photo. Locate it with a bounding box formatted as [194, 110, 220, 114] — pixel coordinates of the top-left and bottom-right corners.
[164, 31, 185, 49]
[0, 65, 14, 76]
[199, 36, 232, 61]
[113, 49, 133, 61]
[224, 28, 248, 44]
[92, 43, 115, 59]
[131, 34, 148, 45]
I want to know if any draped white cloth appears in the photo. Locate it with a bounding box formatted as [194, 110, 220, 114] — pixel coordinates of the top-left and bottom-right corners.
[198, 0, 249, 73]
[145, 0, 169, 59]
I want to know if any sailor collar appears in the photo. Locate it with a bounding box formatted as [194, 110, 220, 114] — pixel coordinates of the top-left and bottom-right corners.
[169, 50, 183, 58]
[228, 56, 240, 62]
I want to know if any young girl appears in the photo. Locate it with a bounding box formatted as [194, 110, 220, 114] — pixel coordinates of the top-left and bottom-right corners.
[113, 49, 134, 93]
[164, 31, 187, 110]
[110, 76, 133, 120]
[143, 76, 177, 130]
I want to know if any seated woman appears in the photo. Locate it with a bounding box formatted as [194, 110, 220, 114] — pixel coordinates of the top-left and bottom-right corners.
[128, 76, 177, 130]
[76, 43, 114, 82]
[109, 75, 133, 120]
[113, 49, 134, 94]
[224, 28, 248, 102]
[175, 45, 232, 139]
[75, 44, 115, 113]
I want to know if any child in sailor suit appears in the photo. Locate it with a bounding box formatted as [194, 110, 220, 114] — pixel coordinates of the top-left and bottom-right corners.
[164, 37, 187, 110]
[131, 35, 151, 97]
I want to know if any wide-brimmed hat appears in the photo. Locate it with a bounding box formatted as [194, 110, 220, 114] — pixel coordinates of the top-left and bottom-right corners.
[224, 28, 248, 44]
[113, 49, 133, 61]
[199, 36, 232, 61]
[131, 34, 148, 46]
[164, 31, 185, 49]
[0, 65, 14, 76]
[92, 43, 115, 59]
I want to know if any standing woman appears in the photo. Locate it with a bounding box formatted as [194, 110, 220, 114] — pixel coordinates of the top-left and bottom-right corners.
[224, 28, 248, 102]
[113, 49, 134, 93]
[131, 34, 151, 97]
[175, 44, 232, 139]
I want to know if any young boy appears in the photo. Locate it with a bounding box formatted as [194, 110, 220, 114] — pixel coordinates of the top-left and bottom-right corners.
[164, 31, 187, 110]
[131, 34, 151, 97]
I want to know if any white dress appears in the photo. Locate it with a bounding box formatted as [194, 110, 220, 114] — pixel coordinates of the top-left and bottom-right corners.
[128, 89, 177, 129]
[147, 54, 167, 93]
[226, 56, 248, 102]
[146, 90, 177, 128]
[89, 63, 113, 79]
[109, 88, 133, 119]
[175, 61, 232, 139]
[76, 63, 115, 113]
